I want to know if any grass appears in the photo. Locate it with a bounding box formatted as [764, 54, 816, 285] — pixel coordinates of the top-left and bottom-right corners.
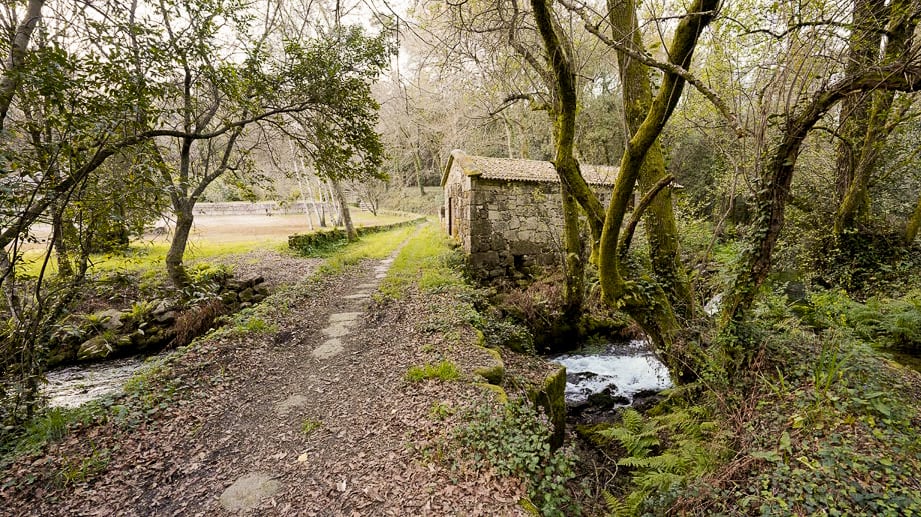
[17, 211, 417, 278]
[315, 225, 417, 276]
[301, 419, 322, 437]
[378, 223, 465, 300]
[405, 360, 461, 382]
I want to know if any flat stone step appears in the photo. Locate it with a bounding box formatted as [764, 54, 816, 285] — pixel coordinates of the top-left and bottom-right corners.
[219, 472, 281, 511]
[328, 312, 363, 322]
[312, 338, 344, 359]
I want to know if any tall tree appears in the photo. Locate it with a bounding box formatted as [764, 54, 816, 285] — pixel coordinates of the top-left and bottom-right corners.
[720, 0, 921, 365]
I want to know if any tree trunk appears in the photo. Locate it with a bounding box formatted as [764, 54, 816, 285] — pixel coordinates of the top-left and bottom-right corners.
[905, 194, 921, 244]
[290, 141, 315, 231]
[833, 0, 886, 203]
[51, 204, 75, 279]
[332, 180, 357, 241]
[591, 0, 715, 380]
[833, 0, 912, 236]
[166, 200, 193, 289]
[530, 0, 589, 314]
[560, 177, 585, 315]
[502, 115, 516, 158]
[834, 91, 894, 234]
[0, 250, 22, 324]
[0, 0, 44, 131]
[413, 148, 426, 196]
[609, 0, 695, 321]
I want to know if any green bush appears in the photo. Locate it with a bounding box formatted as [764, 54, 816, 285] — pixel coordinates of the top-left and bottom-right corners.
[807, 289, 921, 352]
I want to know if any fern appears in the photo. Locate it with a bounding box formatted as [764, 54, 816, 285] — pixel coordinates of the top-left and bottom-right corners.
[598, 409, 659, 457]
[599, 407, 726, 516]
[602, 490, 631, 517]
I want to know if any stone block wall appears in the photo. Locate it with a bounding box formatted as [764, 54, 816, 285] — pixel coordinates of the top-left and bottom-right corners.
[467, 179, 570, 279]
[193, 201, 332, 216]
[443, 168, 472, 251]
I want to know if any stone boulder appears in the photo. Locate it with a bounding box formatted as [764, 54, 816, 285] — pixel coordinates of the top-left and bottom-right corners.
[77, 335, 114, 361]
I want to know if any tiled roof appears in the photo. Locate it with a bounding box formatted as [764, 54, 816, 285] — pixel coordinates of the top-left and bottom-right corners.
[443, 150, 617, 186]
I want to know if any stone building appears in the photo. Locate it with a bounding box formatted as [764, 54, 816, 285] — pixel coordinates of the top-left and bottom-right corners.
[441, 149, 617, 278]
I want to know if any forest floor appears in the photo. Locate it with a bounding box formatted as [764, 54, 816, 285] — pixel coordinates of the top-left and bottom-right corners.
[0, 223, 533, 516]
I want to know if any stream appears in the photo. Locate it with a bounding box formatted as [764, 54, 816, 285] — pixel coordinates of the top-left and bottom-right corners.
[43, 355, 161, 409]
[552, 339, 672, 412]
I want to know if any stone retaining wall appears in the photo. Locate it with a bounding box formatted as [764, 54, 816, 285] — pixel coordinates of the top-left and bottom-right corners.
[287, 217, 426, 253]
[194, 201, 332, 216]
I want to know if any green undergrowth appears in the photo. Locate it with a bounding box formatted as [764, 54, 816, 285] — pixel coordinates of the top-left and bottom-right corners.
[377, 223, 465, 300]
[443, 400, 579, 516]
[595, 292, 921, 516]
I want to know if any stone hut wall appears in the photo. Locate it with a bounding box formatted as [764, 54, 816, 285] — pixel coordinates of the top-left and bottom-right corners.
[468, 179, 568, 278]
[443, 163, 473, 251]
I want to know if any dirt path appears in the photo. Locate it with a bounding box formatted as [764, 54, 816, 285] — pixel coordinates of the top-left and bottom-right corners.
[4, 228, 526, 515]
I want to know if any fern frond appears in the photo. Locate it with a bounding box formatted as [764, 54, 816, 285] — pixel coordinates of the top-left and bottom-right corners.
[621, 408, 644, 432]
[632, 469, 684, 491]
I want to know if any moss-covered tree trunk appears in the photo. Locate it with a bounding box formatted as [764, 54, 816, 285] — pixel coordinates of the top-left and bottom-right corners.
[530, 0, 592, 313]
[833, 0, 886, 203]
[906, 194, 921, 244]
[166, 198, 193, 290]
[593, 0, 715, 380]
[834, 90, 895, 235]
[608, 0, 695, 322]
[51, 202, 75, 279]
[834, 0, 909, 236]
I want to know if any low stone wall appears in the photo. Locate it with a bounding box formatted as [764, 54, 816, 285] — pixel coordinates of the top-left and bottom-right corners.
[194, 201, 332, 216]
[287, 217, 426, 254]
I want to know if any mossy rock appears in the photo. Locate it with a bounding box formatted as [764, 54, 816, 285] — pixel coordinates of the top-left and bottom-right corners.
[476, 382, 509, 404]
[474, 328, 486, 347]
[77, 335, 114, 361]
[473, 346, 505, 384]
[528, 365, 566, 450]
[518, 498, 541, 516]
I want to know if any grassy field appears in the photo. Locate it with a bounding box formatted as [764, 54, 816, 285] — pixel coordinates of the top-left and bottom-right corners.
[18, 211, 415, 277]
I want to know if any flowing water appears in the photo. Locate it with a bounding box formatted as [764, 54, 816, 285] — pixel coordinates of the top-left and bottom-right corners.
[43, 356, 155, 408]
[552, 339, 672, 407]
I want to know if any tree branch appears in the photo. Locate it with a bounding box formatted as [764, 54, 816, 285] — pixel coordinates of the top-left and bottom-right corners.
[559, 0, 746, 137]
[618, 174, 675, 256]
